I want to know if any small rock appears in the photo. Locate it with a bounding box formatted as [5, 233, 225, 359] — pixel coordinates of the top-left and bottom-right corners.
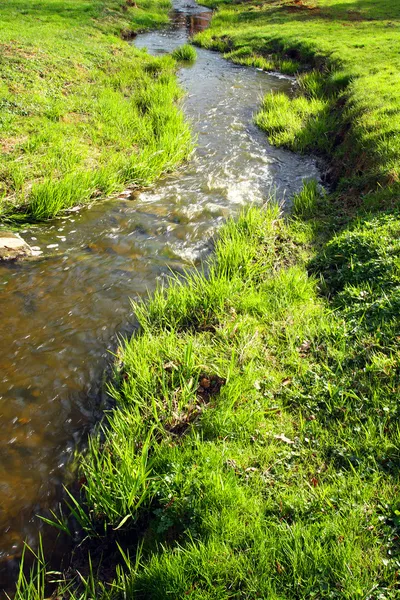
[119, 189, 133, 198]
[0, 231, 32, 261]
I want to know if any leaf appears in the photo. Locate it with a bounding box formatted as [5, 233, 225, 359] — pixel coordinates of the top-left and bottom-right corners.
[200, 377, 211, 389]
[276, 561, 285, 574]
[114, 514, 131, 530]
[163, 361, 178, 371]
[274, 433, 295, 445]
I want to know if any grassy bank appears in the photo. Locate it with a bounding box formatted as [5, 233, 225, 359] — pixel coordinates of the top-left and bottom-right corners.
[13, 0, 400, 598]
[19, 200, 400, 598]
[195, 0, 400, 202]
[0, 0, 192, 222]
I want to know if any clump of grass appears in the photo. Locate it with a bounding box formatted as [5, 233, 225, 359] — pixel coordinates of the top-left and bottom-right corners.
[292, 178, 320, 218]
[278, 58, 299, 75]
[255, 92, 336, 154]
[11, 539, 47, 600]
[172, 44, 197, 63]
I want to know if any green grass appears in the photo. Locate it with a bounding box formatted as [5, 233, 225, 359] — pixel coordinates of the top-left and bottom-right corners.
[254, 91, 337, 155]
[0, 0, 193, 222]
[172, 44, 197, 63]
[291, 179, 320, 218]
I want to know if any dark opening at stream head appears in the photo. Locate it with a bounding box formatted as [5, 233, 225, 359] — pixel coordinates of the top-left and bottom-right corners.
[0, 0, 318, 589]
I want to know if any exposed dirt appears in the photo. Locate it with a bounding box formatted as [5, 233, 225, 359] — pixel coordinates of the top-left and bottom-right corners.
[286, 0, 319, 12]
[0, 135, 28, 154]
[166, 374, 226, 436]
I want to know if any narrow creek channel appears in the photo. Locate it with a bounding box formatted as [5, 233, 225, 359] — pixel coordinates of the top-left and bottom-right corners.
[0, 0, 319, 587]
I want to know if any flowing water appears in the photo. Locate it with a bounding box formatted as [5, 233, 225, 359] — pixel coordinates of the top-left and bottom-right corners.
[0, 0, 318, 587]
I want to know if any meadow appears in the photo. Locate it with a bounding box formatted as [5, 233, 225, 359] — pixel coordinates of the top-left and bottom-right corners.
[11, 0, 400, 598]
[0, 0, 192, 221]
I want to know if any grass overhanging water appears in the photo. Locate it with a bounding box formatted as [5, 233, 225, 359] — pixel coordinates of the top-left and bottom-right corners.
[8, 0, 400, 597]
[172, 44, 198, 63]
[195, 0, 400, 203]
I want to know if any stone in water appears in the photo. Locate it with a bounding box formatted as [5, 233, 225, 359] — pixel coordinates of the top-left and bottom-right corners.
[0, 231, 32, 261]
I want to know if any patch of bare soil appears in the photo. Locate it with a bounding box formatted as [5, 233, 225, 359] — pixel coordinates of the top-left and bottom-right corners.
[285, 0, 319, 13]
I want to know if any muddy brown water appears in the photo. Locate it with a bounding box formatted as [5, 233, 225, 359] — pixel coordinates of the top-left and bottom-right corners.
[0, 0, 319, 589]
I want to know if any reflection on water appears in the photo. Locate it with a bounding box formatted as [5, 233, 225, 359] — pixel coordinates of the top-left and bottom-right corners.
[0, 0, 318, 586]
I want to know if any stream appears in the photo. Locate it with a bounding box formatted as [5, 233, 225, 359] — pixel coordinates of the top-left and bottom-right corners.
[0, 0, 318, 587]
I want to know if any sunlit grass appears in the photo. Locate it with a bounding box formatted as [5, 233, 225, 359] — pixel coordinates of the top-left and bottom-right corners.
[0, 0, 193, 221]
[10, 0, 400, 596]
[13, 193, 400, 597]
[291, 178, 320, 218]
